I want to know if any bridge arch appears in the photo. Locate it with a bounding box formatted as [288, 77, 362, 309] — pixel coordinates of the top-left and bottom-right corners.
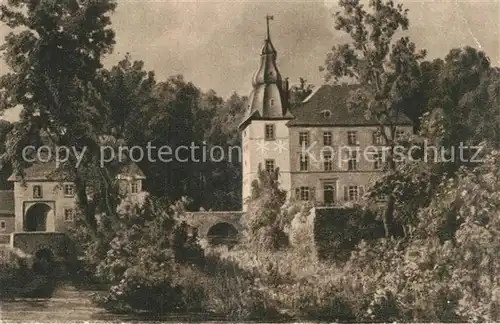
[207, 222, 239, 246]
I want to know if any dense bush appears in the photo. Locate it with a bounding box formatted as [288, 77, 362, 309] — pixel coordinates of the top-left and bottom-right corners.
[0, 252, 58, 299]
[84, 195, 283, 321]
[220, 150, 500, 322]
[77, 149, 500, 322]
[314, 207, 384, 261]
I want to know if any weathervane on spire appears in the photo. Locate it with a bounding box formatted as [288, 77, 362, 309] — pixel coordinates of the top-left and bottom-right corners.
[266, 14, 274, 40]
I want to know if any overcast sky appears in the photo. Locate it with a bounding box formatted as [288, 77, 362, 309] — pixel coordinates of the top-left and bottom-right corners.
[0, 0, 499, 121]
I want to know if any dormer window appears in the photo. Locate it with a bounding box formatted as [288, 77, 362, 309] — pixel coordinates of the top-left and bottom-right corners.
[320, 110, 332, 118]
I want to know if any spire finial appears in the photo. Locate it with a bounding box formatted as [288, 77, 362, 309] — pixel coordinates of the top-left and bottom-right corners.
[266, 15, 274, 40]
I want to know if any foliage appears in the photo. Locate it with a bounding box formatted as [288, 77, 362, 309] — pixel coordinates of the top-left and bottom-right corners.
[321, 0, 426, 237]
[289, 77, 314, 106]
[219, 147, 500, 322]
[243, 166, 288, 251]
[0, 252, 58, 299]
[314, 207, 384, 261]
[0, 0, 118, 237]
[420, 47, 500, 149]
[85, 196, 283, 320]
[99, 62, 245, 210]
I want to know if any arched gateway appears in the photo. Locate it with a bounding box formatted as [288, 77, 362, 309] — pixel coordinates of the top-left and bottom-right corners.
[24, 203, 52, 232]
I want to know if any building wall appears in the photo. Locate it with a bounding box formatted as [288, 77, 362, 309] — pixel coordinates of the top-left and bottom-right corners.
[288, 125, 413, 204]
[13, 178, 144, 233]
[0, 215, 15, 234]
[241, 119, 292, 210]
[13, 181, 77, 232]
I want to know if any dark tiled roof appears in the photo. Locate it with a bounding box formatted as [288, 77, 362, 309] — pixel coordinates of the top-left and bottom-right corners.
[0, 190, 14, 214]
[8, 161, 145, 181]
[117, 162, 146, 179]
[8, 161, 65, 181]
[287, 84, 413, 127]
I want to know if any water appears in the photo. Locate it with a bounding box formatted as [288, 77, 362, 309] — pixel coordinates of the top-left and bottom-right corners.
[0, 285, 225, 322]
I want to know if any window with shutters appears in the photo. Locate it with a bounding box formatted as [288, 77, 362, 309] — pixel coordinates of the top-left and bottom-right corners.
[295, 187, 311, 201]
[131, 181, 140, 194]
[63, 183, 75, 197]
[265, 159, 275, 173]
[372, 130, 383, 145]
[299, 132, 310, 147]
[348, 150, 358, 171]
[299, 153, 309, 171]
[374, 151, 383, 170]
[395, 130, 405, 141]
[349, 186, 358, 201]
[33, 185, 42, 199]
[323, 151, 333, 171]
[64, 208, 75, 222]
[344, 185, 363, 201]
[265, 124, 275, 140]
[323, 132, 332, 146]
[347, 131, 358, 145]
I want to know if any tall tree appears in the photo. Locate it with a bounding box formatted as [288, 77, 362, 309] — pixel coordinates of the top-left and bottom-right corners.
[289, 77, 314, 107]
[0, 0, 117, 236]
[99, 53, 156, 140]
[321, 0, 426, 237]
[425, 47, 499, 149]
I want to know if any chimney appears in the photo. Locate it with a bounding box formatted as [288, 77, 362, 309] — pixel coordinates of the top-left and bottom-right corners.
[284, 77, 290, 108]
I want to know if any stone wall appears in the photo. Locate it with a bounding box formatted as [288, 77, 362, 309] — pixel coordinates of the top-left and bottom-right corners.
[11, 232, 76, 261]
[0, 233, 10, 245]
[0, 215, 15, 234]
[181, 211, 244, 238]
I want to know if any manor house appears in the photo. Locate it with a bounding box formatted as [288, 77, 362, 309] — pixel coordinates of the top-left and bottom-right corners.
[239, 17, 412, 211]
[0, 16, 414, 247]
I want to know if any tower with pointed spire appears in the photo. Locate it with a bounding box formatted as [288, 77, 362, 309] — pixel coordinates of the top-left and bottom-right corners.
[239, 16, 414, 212]
[240, 15, 294, 210]
[239, 15, 293, 129]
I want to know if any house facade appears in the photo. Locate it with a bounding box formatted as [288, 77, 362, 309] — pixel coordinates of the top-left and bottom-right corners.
[1, 160, 145, 234]
[239, 20, 413, 211]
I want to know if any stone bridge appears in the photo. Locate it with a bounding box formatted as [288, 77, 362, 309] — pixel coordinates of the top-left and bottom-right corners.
[181, 211, 245, 245]
[9, 232, 76, 260]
